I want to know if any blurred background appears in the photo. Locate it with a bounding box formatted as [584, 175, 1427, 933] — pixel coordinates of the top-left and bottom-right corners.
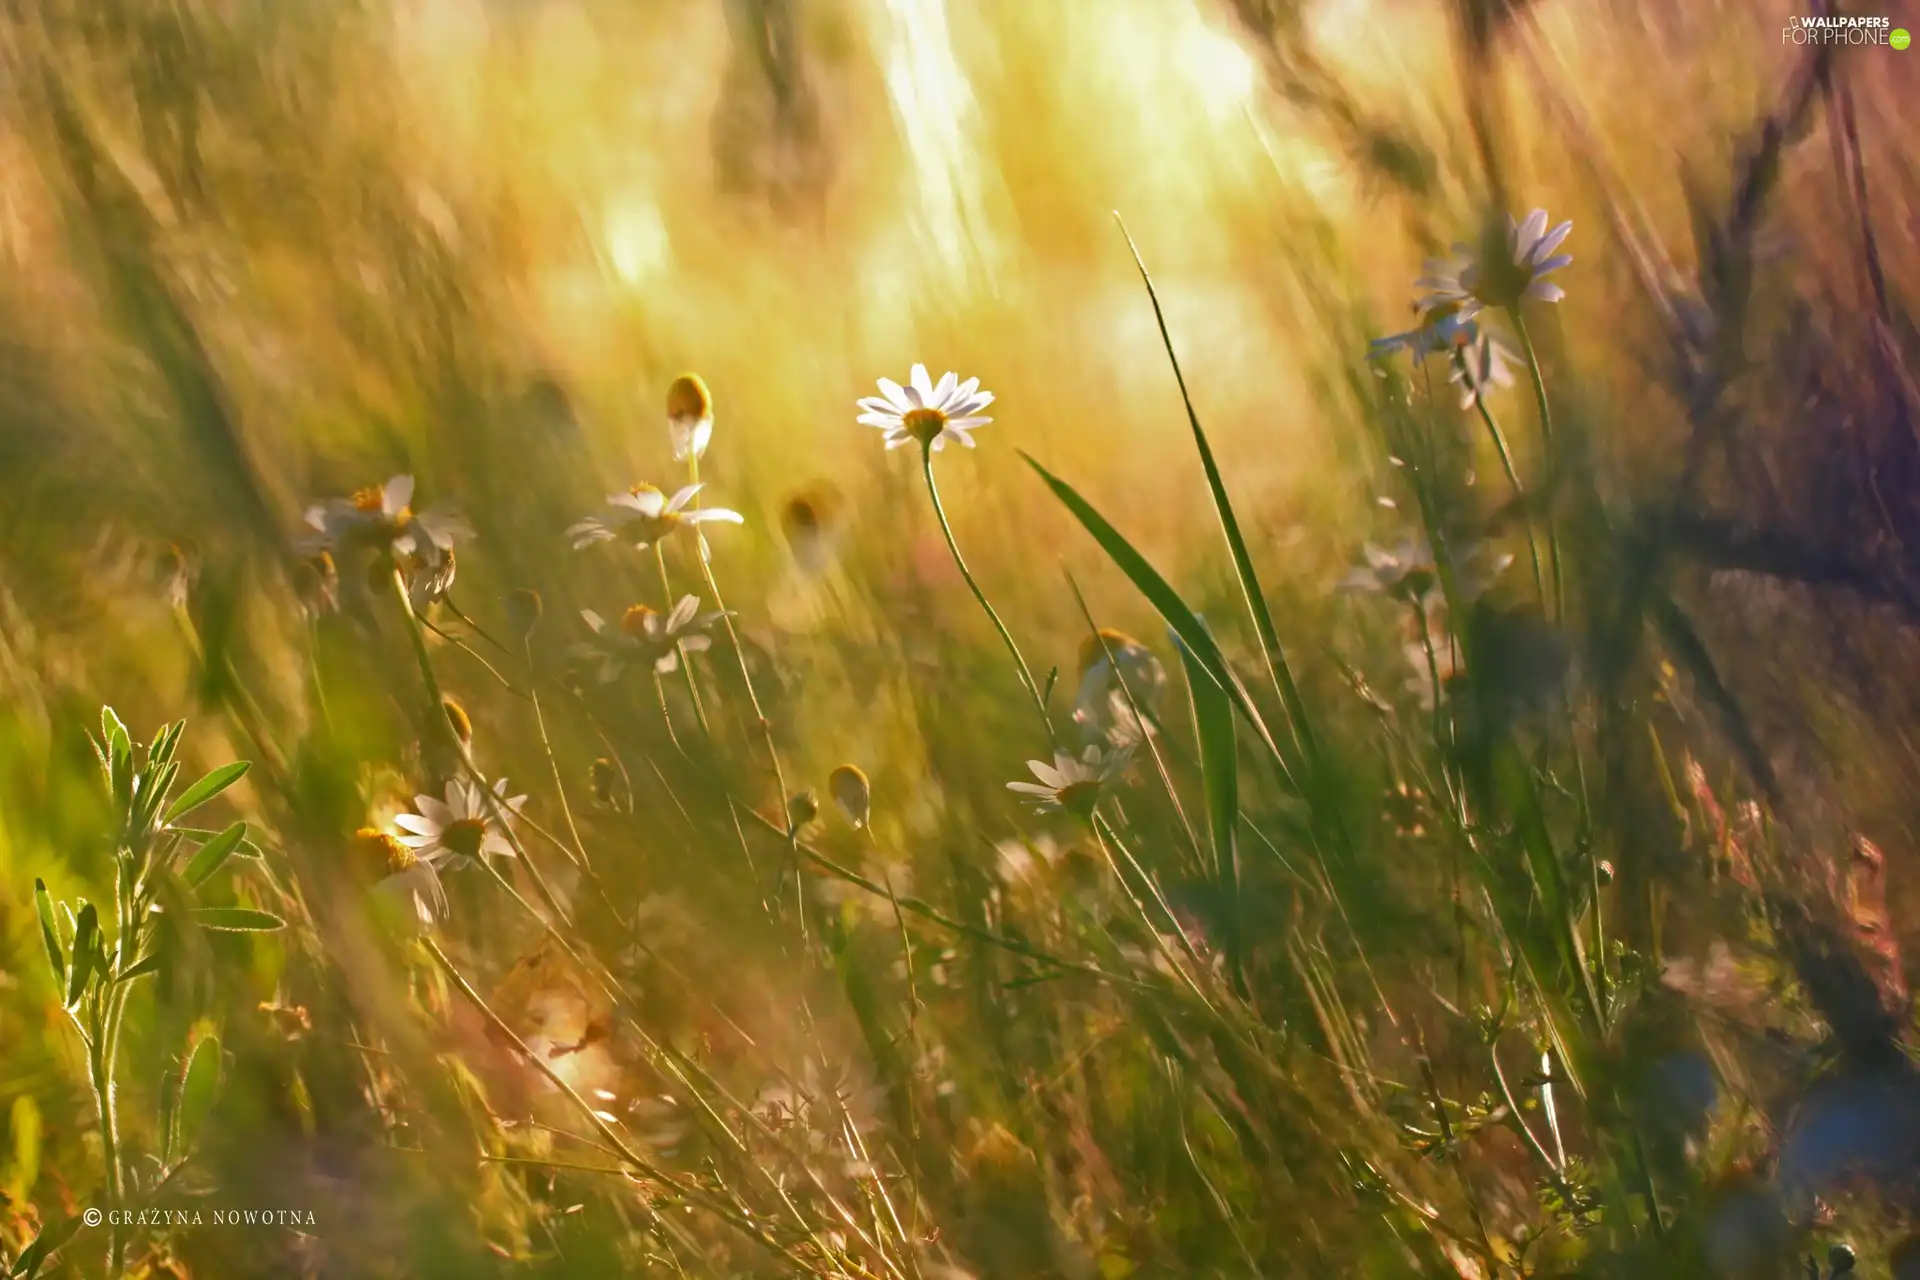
[1, 0, 1919, 1275]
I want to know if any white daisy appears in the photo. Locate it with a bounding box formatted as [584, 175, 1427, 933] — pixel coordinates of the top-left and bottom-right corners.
[570, 596, 727, 682]
[1072, 630, 1167, 749]
[300, 475, 471, 570]
[666, 374, 715, 463]
[393, 778, 527, 867]
[1368, 307, 1479, 362]
[355, 827, 448, 936]
[1416, 208, 1573, 321]
[1007, 744, 1133, 818]
[567, 483, 744, 552]
[857, 363, 993, 452]
[1339, 537, 1437, 599]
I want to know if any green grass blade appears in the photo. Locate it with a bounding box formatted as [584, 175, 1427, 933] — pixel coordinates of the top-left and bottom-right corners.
[1019, 450, 1293, 788]
[32, 880, 64, 994]
[1177, 635, 1243, 985]
[1114, 215, 1320, 768]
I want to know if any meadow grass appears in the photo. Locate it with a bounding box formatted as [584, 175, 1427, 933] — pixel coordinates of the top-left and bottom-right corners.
[1, 1, 1918, 1276]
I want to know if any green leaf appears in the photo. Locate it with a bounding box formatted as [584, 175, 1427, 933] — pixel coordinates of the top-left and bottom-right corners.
[1115, 218, 1319, 770]
[1178, 636, 1241, 966]
[32, 880, 64, 993]
[191, 907, 284, 933]
[168, 826, 263, 857]
[1019, 450, 1291, 778]
[8, 1211, 82, 1279]
[162, 761, 250, 826]
[63, 905, 98, 1009]
[149, 720, 184, 770]
[102, 706, 133, 815]
[183, 822, 247, 890]
[175, 1035, 221, 1160]
[135, 759, 181, 837]
[114, 952, 164, 985]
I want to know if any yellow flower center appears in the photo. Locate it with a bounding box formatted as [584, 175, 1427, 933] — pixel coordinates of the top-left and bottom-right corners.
[1077, 629, 1140, 678]
[666, 373, 713, 423]
[348, 486, 412, 537]
[351, 486, 386, 512]
[441, 817, 486, 860]
[352, 827, 416, 880]
[901, 407, 947, 446]
[623, 485, 681, 543]
[619, 604, 658, 638]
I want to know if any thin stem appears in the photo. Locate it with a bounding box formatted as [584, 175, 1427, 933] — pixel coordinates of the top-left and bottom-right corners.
[1463, 367, 1548, 608]
[920, 447, 1055, 743]
[653, 546, 712, 738]
[1510, 311, 1566, 621]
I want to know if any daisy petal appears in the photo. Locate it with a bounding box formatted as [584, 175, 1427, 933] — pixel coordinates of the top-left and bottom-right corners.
[1524, 280, 1565, 303]
[876, 378, 913, 411]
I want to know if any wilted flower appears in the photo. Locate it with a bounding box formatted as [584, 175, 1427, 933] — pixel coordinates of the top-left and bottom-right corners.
[353, 826, 448, 935]
[786, 790, 820, 831]
[666, 373, 715, 463]
[1448, 328, 1520, 409]
[1071, 630, 1166, 748]
[292, 549, 340, 617]
[571, 596, 727, 682]
[393, 778, 527, 867]
[829, 765, 871, 829]
[567, 483, 743, 552]
[300, 475, 470, 576]
[1416, 208, 1573, 320]
[441, 696, 474, 751]
[857, 364, 994, 452]
[1007, 745, 1132, 818]
[781, 485, 844, 575]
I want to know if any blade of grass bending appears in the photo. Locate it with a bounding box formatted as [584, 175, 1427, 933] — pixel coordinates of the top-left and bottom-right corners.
[1113, 214, 1320, 771]
[1175, 636, 1244, 991]
[1018, 451, 1294, 791]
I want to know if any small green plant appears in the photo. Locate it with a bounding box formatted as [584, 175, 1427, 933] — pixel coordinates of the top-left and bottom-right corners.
[24, 710, 275, 1278]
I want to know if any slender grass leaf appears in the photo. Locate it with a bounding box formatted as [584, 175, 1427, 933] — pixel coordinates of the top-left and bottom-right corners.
[136, 759, 180, 837]
[1178, 636, 1243, 982]
[8, 1211, 83, 1279]
[1115, 216, 1319, 767]
[1018, 450, 1292, 783]
[114, 952, 164, 985]
[6, 1095, 41, 1204]
[183, 822, 247, 890]
[192, 907, 284, 932]
[63, 905, 97, 1009]
[32, 880, 63, 993]
[176, 1035, 221, 1160]
[168, 826, 263, 858]
[162, 761, 250, 826]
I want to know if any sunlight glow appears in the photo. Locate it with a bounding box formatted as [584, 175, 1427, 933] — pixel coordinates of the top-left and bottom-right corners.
[1185, 22, 1259, 117]
[603, 197, 671, 284]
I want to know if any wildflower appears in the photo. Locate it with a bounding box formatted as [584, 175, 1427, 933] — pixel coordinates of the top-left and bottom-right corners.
[441, 697, 474, 752]
[1448, 328, 1520, 409]
[780, 485, 843, 575]
[393, 778, 527, 867]
[1416, 208, 1573, 320]
[1341, 536, 1512, 603]
[666, 373, 715, 462]
[857, 363, 993, 452]
[300, 474, 470, 574]
[1381, 782, 1430, 837]
[506, 588, 543, 641]
[571, 596, 727, 682]
[1368, 305, 1479, 362]
[292, 549, 339, 617]
[828, 765, 871, 829]
[405, 543, 458, 612]
[1071, 629, 1166, 748]
[786, 789, 819, 831]
[353, 827, 448, 934]
[567, 483, 743, 552]
[1007, 744, 1132, 818]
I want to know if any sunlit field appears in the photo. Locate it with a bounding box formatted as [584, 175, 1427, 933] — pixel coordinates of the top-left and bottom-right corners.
[2, 1, 1919, 1276]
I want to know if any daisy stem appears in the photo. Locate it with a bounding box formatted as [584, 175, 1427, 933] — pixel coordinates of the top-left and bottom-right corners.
[919, 447, 1056, 744]
[1510, 311, 1566, 622]
[1461, 360, 1548, 609]
[687, 453, 805, 918]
